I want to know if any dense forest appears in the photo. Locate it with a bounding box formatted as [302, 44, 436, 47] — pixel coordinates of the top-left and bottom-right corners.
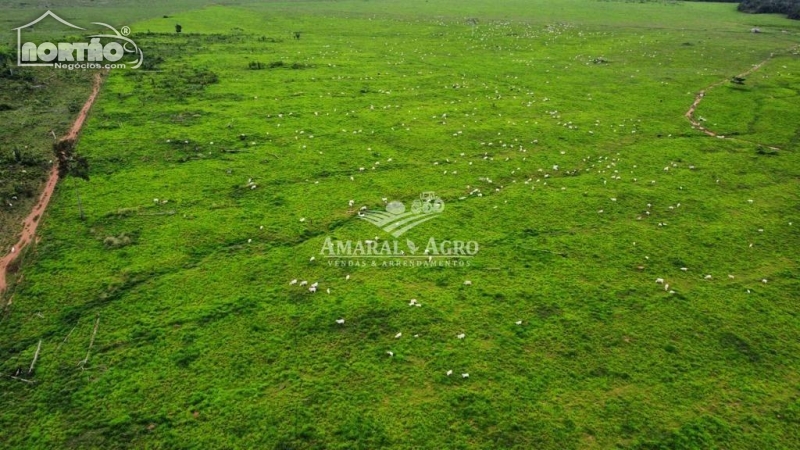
[738, 0, 800, 19]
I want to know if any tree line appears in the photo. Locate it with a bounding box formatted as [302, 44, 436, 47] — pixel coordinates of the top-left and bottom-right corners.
[737, 0, 800, 20]
[687, 0, 799, 20]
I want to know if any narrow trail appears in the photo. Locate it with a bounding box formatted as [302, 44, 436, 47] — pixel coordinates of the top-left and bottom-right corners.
[0, 72, 105, 297]
[685, 45, 799, 150]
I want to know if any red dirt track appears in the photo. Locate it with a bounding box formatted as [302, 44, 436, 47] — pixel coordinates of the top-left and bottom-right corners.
[685, 55, 773, 138]
[0, 72, 105, 295]
[684, 46, 798, 149]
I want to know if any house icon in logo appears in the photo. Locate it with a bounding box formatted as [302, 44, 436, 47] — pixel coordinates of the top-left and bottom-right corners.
[12, 10, 143, 69]
[13, 11, 85, 67]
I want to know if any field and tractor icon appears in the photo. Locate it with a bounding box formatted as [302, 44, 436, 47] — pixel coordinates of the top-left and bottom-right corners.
[360, 191, 446, 238]
[411, 191, 445, 214]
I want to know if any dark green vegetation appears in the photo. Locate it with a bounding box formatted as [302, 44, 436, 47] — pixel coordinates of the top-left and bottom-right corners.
[0, 44, 93, 250]
[738, 0, 800, 20]
[1, 0, 800, 448]
[661, 0, 799, 20]
[0, 0, 230, 251]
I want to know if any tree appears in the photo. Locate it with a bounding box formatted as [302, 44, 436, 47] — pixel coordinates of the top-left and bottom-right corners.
[53, 138, 90, 220]
[176, 24, 183, 33]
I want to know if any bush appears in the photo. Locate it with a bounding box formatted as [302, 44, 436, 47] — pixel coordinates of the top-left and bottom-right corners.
[142, 55, 165, 71]
[103, 233, 134, 248]
[187, 68, 219, 86]
[263, 61, 313, 70]
[0, 46, 12, 66]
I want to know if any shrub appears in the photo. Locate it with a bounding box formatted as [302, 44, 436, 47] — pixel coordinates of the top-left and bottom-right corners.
[103, 233, 134, 249]
[188, 68, 219, 86]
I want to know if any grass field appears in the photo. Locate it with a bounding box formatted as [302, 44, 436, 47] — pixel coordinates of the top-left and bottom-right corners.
[1, 0, 799, 448]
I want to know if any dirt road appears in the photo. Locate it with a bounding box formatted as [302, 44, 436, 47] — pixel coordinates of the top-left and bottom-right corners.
[685, 45, 798, 149]
[0, 72, 105, 296]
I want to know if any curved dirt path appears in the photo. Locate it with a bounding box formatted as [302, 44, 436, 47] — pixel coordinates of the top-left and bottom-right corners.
[0, 72, 105, 296]
[685, 45, 799, 150]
